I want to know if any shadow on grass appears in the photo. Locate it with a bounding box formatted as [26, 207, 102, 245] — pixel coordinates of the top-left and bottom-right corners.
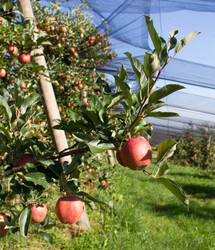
[169, 172, 214, 180]
[181, 183, 215, 199]
[145, 201, 215, 220]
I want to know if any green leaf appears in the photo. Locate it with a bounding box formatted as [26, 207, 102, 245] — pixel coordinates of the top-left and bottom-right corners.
[0, 95, 12, 122]
[18, 207, 32, 237]
[129, 117, 148, 134]
[78, 191, 113, 209]
[3, 1, 13, 12]
[66, 151, 85, 175]
[106, 92, 124, 109]
[117, 64, 128, 83]
[38, 232, 53, 246]
[82, 110, 98, 124]
[155, 161, 169, 177]
[125, 52, 147, 90]
[159, 37, 168, 66]
[144, 52, 160, 78]
[148, 84, 185, 104]
[0, 124, 12, 142]
[13, 83, 22, 108]
[157, 139, 177, 164]
[174, 31, 200, 56]
[144, 101, 167, 113]
[39, 160, 62, 179]
[88, 94, 104, 112]
[167, 36, 177, 51]
[73, 133, 114, 154]
[24, 172, 49, 188]
[155, 176, 189, 206]
[145, 111, 179, 118]
[114, 75, 132, 107]
[144, 15, 161, 55]
[20, 92, 40, 114]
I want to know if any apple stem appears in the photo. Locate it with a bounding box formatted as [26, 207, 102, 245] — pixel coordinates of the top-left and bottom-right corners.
[142, 169, 153, 176]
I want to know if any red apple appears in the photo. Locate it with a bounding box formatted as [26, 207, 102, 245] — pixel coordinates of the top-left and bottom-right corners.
[116, 138, 152, 170]
[8, 45, 18, 55]
[70, 47, 75, 53]
[87, 168, 92, 173]
[55, 196, 84, 224]
[101, 180, 106, 185]
[0, 214, 9, 238]
[16, 153, 35, 167]
[60, 26, 67, 33]
[29, 203, 47, 223]
[0, 69, 6, 77]
[18, 53, 31, 63]
[116, 150, 126, 167]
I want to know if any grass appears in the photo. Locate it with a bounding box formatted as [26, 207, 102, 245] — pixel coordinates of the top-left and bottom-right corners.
[1, 163, 215, 249]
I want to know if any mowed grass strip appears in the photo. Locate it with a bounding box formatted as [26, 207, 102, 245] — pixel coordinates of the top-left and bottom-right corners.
[0, 163, 215, 249]
[107, 164, 215, 250]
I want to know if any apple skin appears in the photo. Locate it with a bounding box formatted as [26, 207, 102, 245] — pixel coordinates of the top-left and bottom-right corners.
[16, 153, 35, 167]
[0, 69, 6, 77]
[116, 138, 152, 170]
[18, 53, 31, 63]
[55, 196, 84, 224]
[116, 150, 126, 167]
[0, 214, 9, 238]
[29, 204, 47, 223]
[8, 45, 18, 55]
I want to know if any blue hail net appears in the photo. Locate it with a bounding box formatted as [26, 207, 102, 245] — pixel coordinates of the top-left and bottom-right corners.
[42, 0, 215, 141]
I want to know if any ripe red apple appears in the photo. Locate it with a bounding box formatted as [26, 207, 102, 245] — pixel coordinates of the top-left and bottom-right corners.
[0, 214, 9, 238]
[116, 138, 152, 170]
[0, 69, 6, 77]
[18, 53, 31, 63]
[16, 153, 35, 167]
[87, 168, 92, 173]
[55, 196, 84, 224]
[60, 26, 67, 33]
[70, 47, 75, 53]
[29, 203, 47, 223]
[101, 180, 106, 185]
[8, 45, 18, 55]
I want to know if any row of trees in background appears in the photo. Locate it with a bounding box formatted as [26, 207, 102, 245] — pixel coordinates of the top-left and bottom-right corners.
[0, 0, 201, 244]
[172, 124, 215, 169]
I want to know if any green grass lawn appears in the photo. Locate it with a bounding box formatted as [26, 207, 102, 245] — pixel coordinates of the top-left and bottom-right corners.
[1, 163, 215, 249]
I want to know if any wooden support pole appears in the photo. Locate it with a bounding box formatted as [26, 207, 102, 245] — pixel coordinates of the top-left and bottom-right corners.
[18, 0, 90, 231]
[18, 0, 71, 164]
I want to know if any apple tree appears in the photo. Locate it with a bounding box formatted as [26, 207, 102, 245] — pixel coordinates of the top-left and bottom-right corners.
[0, 0, 200, 242]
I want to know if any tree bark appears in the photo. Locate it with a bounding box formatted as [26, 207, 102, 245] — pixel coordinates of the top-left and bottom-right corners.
[18, 0, 71, 164]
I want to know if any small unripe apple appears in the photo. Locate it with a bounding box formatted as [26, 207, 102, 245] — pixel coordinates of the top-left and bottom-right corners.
[0, 214, 9, 238]
[116, 138, 152, 170]
[55, 196, 84, 224]
[0, 69, 6, 77]
[18, 53, 31, 63]
[29, 204, 47, 223]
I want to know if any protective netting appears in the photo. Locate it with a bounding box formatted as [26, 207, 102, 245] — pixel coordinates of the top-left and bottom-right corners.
[42, 0, 215, 142]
